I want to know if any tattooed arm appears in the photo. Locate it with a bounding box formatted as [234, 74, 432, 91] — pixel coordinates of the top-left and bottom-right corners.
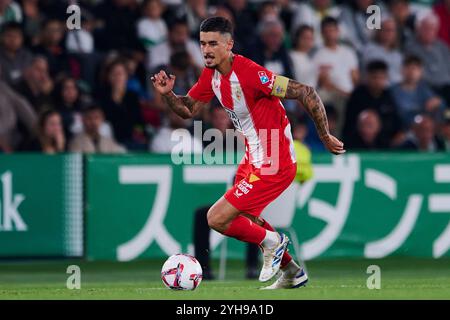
[160, 91, 205, 119]
[151, 70, 206, 119]
[271, 76, 345, 155]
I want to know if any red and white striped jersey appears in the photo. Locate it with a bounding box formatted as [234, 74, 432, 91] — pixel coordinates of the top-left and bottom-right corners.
[188, 54, 296, 169]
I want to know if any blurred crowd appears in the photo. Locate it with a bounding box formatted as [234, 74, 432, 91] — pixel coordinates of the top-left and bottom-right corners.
[0, 0, 449, 155]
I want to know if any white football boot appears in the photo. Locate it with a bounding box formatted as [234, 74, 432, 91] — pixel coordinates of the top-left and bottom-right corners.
[258, 233, 290, 282]
[260, 268, 308, 290]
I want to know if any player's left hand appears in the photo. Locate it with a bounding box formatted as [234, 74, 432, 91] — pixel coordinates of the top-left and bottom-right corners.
[320, 134, 346, 155]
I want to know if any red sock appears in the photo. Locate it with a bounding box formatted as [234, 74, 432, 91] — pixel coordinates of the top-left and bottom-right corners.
[223, 215, 267, 245]
[261, 219, 292, 268]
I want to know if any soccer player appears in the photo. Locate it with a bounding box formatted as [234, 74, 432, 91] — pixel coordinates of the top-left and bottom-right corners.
[151, 17, 345, 289]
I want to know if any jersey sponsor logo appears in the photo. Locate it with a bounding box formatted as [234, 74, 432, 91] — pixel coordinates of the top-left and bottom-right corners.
[268, 74, 275, 90]
[258, 71, 269, 85]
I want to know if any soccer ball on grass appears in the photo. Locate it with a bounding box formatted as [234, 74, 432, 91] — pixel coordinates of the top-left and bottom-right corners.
[161, 254, 203, 290]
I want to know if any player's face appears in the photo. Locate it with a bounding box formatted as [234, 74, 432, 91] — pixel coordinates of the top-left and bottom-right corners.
[199, 31, 233, 69]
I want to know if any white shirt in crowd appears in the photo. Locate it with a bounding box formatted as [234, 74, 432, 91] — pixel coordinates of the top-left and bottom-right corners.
[66, 30, 94, 53]
[148, 40, 204, 71]
[361, 42, 403, 85]
[137, 18, 168, 50]
[150, 127, 203, 154]
[291, 3, 344, 48]
[312, 45, 358, 93]
[289, 51, 318, 87]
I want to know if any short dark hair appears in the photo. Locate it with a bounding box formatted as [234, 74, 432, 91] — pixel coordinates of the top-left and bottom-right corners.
[200, 16, 233, 37]
[366, 60, 388, 73]
[169, 18, 188, 31]
[403, 54, 423, 67]
[293, 24, 314, 48]
[81, 104, 103, 115]
[38, 109, 60, 130]
[1, 21, 23, 34]
[170, 51, 190, 70]
[321, 16, 338, 31]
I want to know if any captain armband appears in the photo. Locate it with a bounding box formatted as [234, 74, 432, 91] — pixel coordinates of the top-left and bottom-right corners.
[270, 75, 289, 98]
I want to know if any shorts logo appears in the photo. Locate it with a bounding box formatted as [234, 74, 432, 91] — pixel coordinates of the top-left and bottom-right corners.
[234, 179, 253, 198]
[258, 71, 269, 85]
[249, 174, 260, 183]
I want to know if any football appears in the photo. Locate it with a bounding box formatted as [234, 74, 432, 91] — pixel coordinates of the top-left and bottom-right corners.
[161, 254, 203, 290]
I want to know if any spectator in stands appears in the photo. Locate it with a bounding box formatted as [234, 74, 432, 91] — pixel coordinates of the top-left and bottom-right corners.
[270, 0, 296, 33]
[0, 0, 22, 28]
[361, 17, 403, 84]
[0, 22, 33, 86]
[175, 0, 208, 39]
[396, 114, 445, 151]
[249, 18, 293, 78]
[290, 24, 317, 87]
[53, 77, 89, 140]
[441, 109, 450, 151]
[14, 56, 54, 113]
[290, 116, 314, 183]
[0, 69, 37, 152]
[122, 51, 150, 102]
[224, 0, 257, 54]
[340, 0, 378, 53]
[162, 50, 199, 96]
[69, 105, 126, 154]
[94, 0, 140, 52]
[258, 1, 281, 22]
[433, 0, 450, 48]
[137, 0, 168, 54]
[343, 60, 403, 148]
[148, 18, 203, 71]
[291, 0, 342, 47]
[65, 9, 95, 54]
[33, 18, 70, 78]
[25, 109, 66, 153]
[406, 13, 450, 106]
[21, 0, 43, 47]
[98, 58, 147, 150]
[388, 0, 416, 49]
[150, 111, 203, 154]
[313, 16, 359, 132]
[390, 55, 443, 128]
[346, 109, 385, 150]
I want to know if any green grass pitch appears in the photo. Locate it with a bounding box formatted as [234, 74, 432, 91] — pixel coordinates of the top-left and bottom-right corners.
[0, 258, 449, 299]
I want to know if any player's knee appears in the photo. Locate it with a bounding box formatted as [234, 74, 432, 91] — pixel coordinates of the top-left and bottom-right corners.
[207, 208, 226, 233]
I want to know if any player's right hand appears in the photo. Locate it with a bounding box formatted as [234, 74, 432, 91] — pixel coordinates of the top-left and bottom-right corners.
[321, 133, 346, 155]
[150, 70, 176, 95]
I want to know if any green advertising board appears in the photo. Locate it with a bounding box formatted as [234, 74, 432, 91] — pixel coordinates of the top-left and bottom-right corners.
[0, 154, 83, 257]
[85, 153, 450, 261]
